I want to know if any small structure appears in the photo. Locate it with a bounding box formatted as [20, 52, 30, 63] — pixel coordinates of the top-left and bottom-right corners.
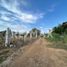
[48, 29, 53, 38]
[12, 32, 16, 39]
[4, 28, 41, 47]
[29, 28, 40, 38]
[5, 28, 12, 47]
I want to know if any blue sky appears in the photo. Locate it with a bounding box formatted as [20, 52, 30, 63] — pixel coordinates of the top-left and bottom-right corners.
[0, 0, 67, 33]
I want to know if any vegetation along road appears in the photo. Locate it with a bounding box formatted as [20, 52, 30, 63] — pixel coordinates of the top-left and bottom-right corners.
[0, 38, 67, 67]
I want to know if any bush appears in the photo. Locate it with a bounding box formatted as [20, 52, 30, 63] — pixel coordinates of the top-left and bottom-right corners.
[63, 34, 67, 43]
[47, 33, 67, 50]
[47, 33, 63, 42]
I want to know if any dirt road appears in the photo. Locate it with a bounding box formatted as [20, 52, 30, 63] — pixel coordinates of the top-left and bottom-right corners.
[1, 38, 67, 67]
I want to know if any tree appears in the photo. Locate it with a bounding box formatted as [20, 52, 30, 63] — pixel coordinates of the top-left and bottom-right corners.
[31, 28, 41, 36]
[52, 22, 67, 35]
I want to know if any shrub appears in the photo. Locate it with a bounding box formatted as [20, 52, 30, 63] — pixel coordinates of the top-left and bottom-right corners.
[47, 33, 63, 42]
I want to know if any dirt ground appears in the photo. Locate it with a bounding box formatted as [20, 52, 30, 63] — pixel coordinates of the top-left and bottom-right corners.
[0, 38, 67, 67]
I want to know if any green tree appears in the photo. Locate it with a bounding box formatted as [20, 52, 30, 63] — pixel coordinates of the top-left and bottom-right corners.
[52, 22, 67, 35]
[31, 28, 41, 36]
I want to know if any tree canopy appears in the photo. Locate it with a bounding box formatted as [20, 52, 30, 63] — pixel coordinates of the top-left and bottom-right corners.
[52, 22, 67, 35]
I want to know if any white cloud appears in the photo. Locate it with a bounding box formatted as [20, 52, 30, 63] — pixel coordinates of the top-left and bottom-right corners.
[1, 15, 10, 21]
[0, 0, 21, 13]
[18, 13, 44, 23]
[39, 27, 52, 33]
[48, 4, 56, 12]
[0, 20, 28, 33]
[6, 23, 30, 33]
[0, 0, 44, 23]
[0, 0, 45, 33]
[39, 13, 45, 18]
